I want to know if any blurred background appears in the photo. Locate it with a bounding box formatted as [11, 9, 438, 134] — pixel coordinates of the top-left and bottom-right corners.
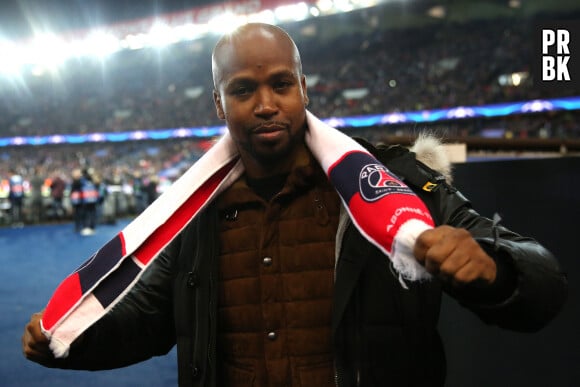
[0, 0, 579, 224]
[0, 0, 578, 386]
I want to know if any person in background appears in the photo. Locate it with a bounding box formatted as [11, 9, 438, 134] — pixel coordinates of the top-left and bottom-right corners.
[8, 168, 25, 227]
[145, 174, 159, 206]
[49, 172, 66, 221]
[79, 168, 99, 235]
[69, 168, 84, 234]
[22, 23, 568, 387]
[91, 172, 107, 226]
[131, 171, 147, 214]
[29, 166, 45, 224]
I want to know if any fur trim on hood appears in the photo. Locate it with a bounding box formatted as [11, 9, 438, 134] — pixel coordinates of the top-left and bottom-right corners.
[410, 133, 453, 183]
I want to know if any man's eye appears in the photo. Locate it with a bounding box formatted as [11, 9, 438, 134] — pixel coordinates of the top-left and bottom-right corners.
[232, 86, 252, 96]
[274, 81, 291, 90]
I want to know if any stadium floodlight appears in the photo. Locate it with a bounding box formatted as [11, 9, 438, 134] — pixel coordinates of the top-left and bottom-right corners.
[309, 6, 321, 17]
[247, 9, 277, 25]
[333, 0, 354, 13]
[122, 33, 148, 50]
[0, 0, 388, 76]
[0, 40, 23, 75]
[350, 0, 381, 7]
[30, 65, 46, 77]
[27, 33, 70, 68]
[274, 3, 310, 22]
[148, 22, 180, 47]
[173, 23, 209, 41]
[207, 13, 248, 35]
[80, 31, 122, 58]
[317, 0, 334, 13]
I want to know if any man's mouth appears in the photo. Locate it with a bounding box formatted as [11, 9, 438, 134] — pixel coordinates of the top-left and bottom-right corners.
[251, 122, 288, 141]
[253, 122, 288, 134]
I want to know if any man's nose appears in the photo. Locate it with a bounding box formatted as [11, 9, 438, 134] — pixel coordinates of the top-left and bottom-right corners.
[254, 88, 278, 116]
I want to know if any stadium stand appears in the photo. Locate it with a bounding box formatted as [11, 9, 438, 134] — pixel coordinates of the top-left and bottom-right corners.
[0, 2, 579, 225]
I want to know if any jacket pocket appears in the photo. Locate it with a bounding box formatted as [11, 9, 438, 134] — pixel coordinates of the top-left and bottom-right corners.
[297, 360, 335, 387]
[222, 360, 256, 387]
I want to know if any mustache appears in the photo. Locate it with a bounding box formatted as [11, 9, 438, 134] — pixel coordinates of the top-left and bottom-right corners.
[249, 121, 290, 133]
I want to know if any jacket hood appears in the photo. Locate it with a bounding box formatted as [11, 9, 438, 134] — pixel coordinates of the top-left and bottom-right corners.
[410, 133, 453, 183]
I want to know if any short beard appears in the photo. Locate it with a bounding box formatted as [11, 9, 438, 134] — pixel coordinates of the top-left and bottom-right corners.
[243, 123, 306, 165]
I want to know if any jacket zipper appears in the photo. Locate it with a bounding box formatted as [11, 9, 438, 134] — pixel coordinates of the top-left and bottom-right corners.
[334, 208, 349, 386]
[206, 219, 218, 386]
[206, 271, 214, 384]
[354, 286, 362, 387]
[334, 207, 362, 386]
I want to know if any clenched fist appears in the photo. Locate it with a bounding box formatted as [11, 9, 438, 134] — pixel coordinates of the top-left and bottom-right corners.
[414, 225, 497, 286]
[22, 310, 54, 366]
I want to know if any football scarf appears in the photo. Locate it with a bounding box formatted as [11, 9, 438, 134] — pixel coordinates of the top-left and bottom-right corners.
[41, 111, 434, 358]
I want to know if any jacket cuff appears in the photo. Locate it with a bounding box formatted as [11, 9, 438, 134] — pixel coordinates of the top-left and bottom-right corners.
[448, 241, 518, 305]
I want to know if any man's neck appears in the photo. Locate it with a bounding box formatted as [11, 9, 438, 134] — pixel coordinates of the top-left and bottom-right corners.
[245, 172, 290, 201]
[241, 143, 308, 179]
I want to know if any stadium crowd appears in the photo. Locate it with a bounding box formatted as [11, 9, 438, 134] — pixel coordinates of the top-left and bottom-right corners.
[1, 7, 579, 227]
[0, 139, 208, 227]
[1, 12, 579, 138]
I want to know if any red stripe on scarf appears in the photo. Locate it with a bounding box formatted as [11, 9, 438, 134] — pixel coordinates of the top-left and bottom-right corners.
[348, 192, 434, 253]
[41, 272, 83, 330]
[119, 231, 127, 257]
[43, 159, 237, 333]
[133, 158, 238, 266]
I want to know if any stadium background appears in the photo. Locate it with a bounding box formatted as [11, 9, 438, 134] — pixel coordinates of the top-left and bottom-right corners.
[0, 0, 578, 386]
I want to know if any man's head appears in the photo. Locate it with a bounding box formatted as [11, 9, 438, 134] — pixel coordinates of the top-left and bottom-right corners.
[72, 169, 82, 180]
[211, 23, 309, 178]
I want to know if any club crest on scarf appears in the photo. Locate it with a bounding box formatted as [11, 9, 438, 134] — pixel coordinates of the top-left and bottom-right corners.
[359, 164, 413, 202]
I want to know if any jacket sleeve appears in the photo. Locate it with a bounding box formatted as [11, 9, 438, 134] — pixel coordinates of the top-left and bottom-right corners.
[437, 186, 568, 332]
[360, 138, 568, 333]
[51, 234, 181, 370]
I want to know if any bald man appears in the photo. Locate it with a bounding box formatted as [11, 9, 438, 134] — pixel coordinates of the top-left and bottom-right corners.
[23, 23, 567, 387]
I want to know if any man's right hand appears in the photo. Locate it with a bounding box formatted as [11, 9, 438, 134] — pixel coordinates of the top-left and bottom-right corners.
[22, 311, 55, 366]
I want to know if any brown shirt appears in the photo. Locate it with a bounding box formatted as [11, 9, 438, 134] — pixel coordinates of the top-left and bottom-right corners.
[216, 148, 342, 386]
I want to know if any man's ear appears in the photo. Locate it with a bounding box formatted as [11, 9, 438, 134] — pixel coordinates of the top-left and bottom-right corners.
[213, 90, 225, 120]
[301, 75, 309, 106]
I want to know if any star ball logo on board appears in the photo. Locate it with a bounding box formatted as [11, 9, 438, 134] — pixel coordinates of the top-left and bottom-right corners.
[534, 21, 580, 90]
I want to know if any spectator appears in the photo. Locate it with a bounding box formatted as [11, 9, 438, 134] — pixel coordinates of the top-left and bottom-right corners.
[79, 168, 99, 235]
[29, 166, 45, 223]
[69, 169, 84, 233]
[144, 174, 159, 206]
[49, 172, 66, 220]
[8, 169, 24, 227]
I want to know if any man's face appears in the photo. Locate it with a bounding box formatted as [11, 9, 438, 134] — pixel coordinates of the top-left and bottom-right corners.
[213, 28, 309, 169]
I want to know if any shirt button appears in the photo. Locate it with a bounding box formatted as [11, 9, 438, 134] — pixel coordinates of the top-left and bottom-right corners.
[267, 331, 277, 341]
[262, 257, 273, 266]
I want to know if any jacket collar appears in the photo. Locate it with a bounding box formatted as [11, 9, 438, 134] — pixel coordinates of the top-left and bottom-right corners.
[217, 145, 329, 208]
